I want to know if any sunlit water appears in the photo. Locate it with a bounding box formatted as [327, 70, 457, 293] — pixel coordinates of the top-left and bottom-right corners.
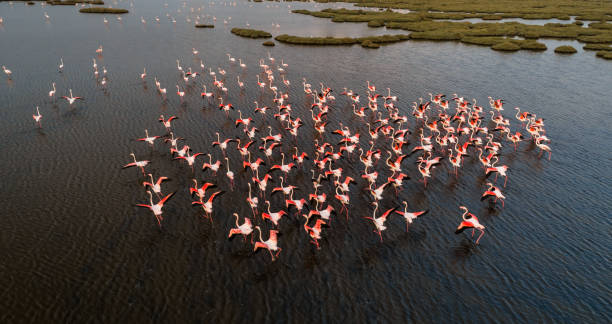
[0, 0, 611, 322]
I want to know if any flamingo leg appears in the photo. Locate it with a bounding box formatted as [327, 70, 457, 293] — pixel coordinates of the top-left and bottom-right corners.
[476, 230, 485, 244]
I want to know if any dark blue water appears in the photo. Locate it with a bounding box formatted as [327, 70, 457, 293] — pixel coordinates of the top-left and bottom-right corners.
[0, 0, 610, 322]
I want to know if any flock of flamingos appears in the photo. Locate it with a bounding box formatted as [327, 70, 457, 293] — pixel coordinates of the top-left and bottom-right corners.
[11, 45, 552, 262]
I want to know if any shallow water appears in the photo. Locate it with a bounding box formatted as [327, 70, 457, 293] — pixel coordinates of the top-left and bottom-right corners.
[0, 0, 611, 323]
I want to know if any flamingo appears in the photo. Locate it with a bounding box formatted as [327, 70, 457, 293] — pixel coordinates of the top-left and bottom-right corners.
[176, 85, 185, 99]
[253, 226, 281, 261]
[228, 213, 253, 242]
[395, 201, 427, 232]
[123, 153, 150, 175]
[262, 200, 288, 226]
[159, 115, 177, 132]
[225, 157, 235, 189]
[137, 129, 160, 146]
[202, 154, 222, 175]
[269, 153, 295, 178]
[136, 191, 174, 227]
[481, 182, 505, 207]
[2, 65, 12, 79]
[364, 202, 396, 242]
[58, 58, 64, 72]
[485, 157, 509, 187]
[143, 174, 169, 197]
[32, 106, 42, 126]
[190, 179, 215, 202]
[175, 149, 203, 171]
[201, 85, 213, 98]
[334, 187, 350, 219]
[252, 173, 272, 196]
[303, 214, 326, 249]
[272, 176, 297, 197]
[455, 206, 485, 244]
[246, 183, 258, 215]
[61, 89, 84, 105]
[212, 132, 235, 154]
[192, 191, 224, 222]
[48, 82, 56, 99]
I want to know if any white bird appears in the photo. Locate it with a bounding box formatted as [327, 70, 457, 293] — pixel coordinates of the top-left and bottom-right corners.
[2, 65, 12, 79]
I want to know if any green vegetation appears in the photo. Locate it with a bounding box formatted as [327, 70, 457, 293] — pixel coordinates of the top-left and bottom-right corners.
[368, 20, 384, 28]
[79, 7, 128, 13]
[48, 0, 104, 4]
[583, 43, 612, 51]
[230, 28, 272, 38]
[492, 41, 521, 51]
[290, 6, 611, 58]
[596, 50, 612, 59]
[262, 41, 275, 46]
[274, 34, 410, 48]
[554, 45, 577, 53]
[195, 24, 214, 28]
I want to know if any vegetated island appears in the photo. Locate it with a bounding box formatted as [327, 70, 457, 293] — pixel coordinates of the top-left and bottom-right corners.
[275, 34, 410, 49]
[554, 45, 578, 54]
[4, 0, 105, 4]
[79, 7, 128, 13]
[230, 28, 272, 38]
[195, 24, 214, 28]
[262, 41, 275, 46]
[289, 2, 612, 60]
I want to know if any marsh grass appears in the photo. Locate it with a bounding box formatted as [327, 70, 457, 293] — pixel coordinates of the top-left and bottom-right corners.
[596, 50, 612, 59]
[554, 45, 578, 53]
[491, 41, 521, 51]
[583, 43, 612, 51]
[231, 28, 272, 38]
[79, 7, 127, 13]
[274, 34, 409, 48]
[262, 41, 275, 46]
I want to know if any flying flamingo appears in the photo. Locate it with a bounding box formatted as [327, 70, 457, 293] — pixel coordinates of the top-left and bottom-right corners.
[262, 200, 288, 226]
[143, 173, 169, 197]
[190, 179, 215, 202]
[202, 154, 222, 175]
[334, 187, 350, 220]
[364, 202, 396, 242]
[228, 213, 253, 242]
[252, 174, 272, 197]
[481, 182, 505, 207]
[136, 191, 174, 228]
[395, 201, 427, 232]
[61, 89, 84, 105]
[455, 206, 485, 244]
[123, 153, 150, 175]
[32, 106, 42, 127]
[137, 129, 160, 146]
[485, 157, 509, 187]
[175, 149, 203, 171]
[201, 85, 213, 98]
[192, 191, 224, 222]
[253, 226, 281, 261]
[303, 214, 326, 249]
[212, 132, 235, 154]
[159, 115, 177, 132]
